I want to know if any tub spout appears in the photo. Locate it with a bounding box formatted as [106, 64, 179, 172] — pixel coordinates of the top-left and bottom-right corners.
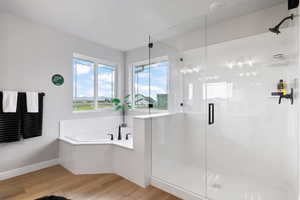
[107, 134, 114, 141]
[125, 133, 131, 140]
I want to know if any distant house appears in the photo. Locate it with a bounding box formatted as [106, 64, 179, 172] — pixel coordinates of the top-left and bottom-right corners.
[134, 93, 168, 110]
[134, 94, 156, 108]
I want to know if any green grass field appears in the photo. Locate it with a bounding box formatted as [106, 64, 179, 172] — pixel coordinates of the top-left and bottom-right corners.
[73, 103, 113, 111]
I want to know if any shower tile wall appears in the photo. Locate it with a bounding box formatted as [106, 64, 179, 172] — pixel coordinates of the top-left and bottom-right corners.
[151, 26, 299, 200]
[183, 28, 298, 199]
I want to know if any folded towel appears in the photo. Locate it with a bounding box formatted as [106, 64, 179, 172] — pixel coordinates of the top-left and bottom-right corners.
[26, 92, 39, 113]
[21, 93, 44, 139]
[0, 92, 22, 143]
[2, 91, 18, 113]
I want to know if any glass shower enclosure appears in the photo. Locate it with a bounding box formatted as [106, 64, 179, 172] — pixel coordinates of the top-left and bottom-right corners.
[149, 8, 299, 200]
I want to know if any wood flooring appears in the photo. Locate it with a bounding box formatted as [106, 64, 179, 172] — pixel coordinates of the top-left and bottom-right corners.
[0, 165, 181, 200]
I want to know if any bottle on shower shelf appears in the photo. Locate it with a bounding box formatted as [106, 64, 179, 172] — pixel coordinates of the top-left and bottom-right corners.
[277, 79, 287, 95]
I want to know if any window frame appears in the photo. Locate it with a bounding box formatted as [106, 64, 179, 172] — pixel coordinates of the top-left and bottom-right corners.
[73, 53, 118, 113]
[129, 56, 169, 112]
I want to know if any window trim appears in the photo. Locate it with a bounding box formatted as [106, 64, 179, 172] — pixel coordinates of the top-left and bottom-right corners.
[73, 53, 118, 113]
[129, 56, 169, 112]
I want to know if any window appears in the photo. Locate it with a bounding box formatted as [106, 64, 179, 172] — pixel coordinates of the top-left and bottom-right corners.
[73, 55, 117, 111]
[132, 59, 169, 110]
[98, 64, 116, 108]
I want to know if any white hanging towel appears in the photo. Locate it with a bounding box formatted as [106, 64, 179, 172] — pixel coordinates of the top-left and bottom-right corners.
[26, 92, 39, 113]
[2, 91, 18, 113]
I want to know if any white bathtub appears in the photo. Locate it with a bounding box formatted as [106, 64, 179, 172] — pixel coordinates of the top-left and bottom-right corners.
[59, 116, 133, 147]
[59, 116, 134, 175]
[58, 116, 152, 188]
[59, 135, 133, 174]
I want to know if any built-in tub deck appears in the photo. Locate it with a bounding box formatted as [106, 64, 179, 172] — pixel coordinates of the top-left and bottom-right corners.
[59, 116, 151, 188]
[59, 136, 134, 150]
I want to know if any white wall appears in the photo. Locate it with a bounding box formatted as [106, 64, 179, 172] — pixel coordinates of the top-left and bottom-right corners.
[126, 2, 288, 59]
[0, 12, 125, 173]
[113, 117, 152, 187]
[125, 3, 288, 110]
[166, 3, 288, 51]
[181, 29, 299, 199]
[60, 116, 122, 139]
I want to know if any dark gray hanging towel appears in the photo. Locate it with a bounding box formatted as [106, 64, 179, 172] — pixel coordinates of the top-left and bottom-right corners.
[0, 92, 22, 143]
[20, 92, 44, 139]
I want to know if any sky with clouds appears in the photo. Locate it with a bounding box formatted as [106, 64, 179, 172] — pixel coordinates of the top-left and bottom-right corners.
[73, 59, 115, 99]
[134, 61, 168, 100]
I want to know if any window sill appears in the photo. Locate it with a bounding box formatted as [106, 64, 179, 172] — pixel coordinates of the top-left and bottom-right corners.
[128, 109, 168, 114]
[72, 108, 117, 114]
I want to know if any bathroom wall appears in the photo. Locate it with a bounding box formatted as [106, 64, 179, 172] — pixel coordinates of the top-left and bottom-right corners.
[182, 28, 299, 199]
[165, 3, 288, 52]
[60, 116, 123, 139]
[125, 3, 288, 110]
[0, 12, 125, 173]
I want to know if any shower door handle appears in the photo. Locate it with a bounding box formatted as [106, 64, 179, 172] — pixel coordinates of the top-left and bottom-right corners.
[208, 103, 214, 125]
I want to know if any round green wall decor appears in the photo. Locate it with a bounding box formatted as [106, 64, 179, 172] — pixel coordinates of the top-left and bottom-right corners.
[52, 74, 64, 86]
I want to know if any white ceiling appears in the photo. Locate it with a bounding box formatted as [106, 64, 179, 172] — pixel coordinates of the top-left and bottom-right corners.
[0, 0, 285, 51]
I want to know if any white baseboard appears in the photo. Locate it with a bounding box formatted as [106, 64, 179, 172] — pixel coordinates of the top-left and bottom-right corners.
[0, 159, 59, 180]
[114, 171, 147, 189]
[151, 176, 206, 200]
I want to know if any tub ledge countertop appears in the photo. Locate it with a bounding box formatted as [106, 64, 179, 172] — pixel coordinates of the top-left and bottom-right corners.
[59, 136, 134, 150]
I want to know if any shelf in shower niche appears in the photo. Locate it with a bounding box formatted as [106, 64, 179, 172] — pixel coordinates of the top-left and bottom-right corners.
[268, 96, 281, 98]
[271, 92, 284, 96]
[269, 89, 294, 104]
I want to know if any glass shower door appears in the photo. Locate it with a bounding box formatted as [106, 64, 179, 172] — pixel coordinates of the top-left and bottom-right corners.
[150, 15, 208, 198]
[205, 23, 299, 200]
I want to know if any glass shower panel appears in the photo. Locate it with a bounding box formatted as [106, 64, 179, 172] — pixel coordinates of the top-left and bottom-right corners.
[150, 15, 208, 198]
[149, 8, 299, 200]
[205, 19, 299, 200]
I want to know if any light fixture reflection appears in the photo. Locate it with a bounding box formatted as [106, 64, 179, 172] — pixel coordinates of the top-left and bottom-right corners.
[180, 65, 202, 74]
[239, 71, 257, 77]
[193, 67, 201, 72]
[226, 58, 255, 69]
[226, 62, 234, 69]
[238, 62, 243, 68]
[248, 60, 253, 67]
